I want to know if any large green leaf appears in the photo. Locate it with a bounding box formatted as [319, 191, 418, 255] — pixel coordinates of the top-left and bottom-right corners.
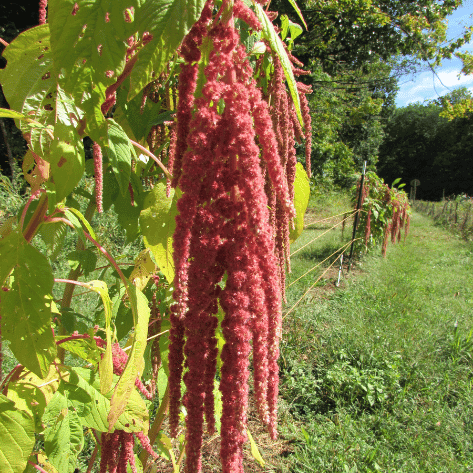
[48, 0, 138, 89]
[49, 123, 85, 201]
[0, 395, 35, 473]
[0, 230, 57, 378]
[128, 0, 207, 99]
[43, 391, 84, 473]
[0, 25, 54, 154]
[108, 285, 150, 431]
[65, 367, 149, 433]
[113, 180, 143, 242]
[139, 183, 178, 283]
[115, 77, 174, 141]
[56, 336, 100, 363]
[254, 3, 303, 127]
[289, 162, 310, 243]
[106, 119, 133, 196]
[0, 25, 83, 156]
[285, 0, 308, 30]
[6, 383, 47, 432]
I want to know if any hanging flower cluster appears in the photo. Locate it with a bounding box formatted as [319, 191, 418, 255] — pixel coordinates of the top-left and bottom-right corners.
[92, 142, 103, 213]
[168, 1, 296, 471]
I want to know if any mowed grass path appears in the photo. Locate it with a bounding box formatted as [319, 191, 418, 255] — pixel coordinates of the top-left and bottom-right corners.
[279, 210, 473, 472]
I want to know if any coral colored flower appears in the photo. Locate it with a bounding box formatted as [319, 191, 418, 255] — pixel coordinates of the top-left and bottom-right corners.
[39, 0, 47, 25]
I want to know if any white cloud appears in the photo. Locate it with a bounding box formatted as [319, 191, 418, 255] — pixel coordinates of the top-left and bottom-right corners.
[397, 66, 473, 107]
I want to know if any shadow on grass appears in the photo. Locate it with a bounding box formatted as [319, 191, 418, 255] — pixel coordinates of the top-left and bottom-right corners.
[297, 242, 347, 262]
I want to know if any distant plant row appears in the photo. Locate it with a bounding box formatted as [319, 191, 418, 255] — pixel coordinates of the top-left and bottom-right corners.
[414, 197, 473, 241]
[348, 172, 411, 258]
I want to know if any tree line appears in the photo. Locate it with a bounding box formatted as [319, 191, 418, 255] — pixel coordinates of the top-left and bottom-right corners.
[1, 0, 472, 193]
[378, 87, 473, 200]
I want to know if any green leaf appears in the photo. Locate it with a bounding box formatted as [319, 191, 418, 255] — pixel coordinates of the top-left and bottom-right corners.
[0, 25, 84, 156]
[105, 119, 134, 196]
[116, 78, 174, 141]
[49, 124, 85, 202]
[39, 220, 68, 260]
[48, 0, 137, 90]
[280, 14, 289, 41]
[0, 230, 57, 378]
[0, 25, 55, 154]
[289, 163, 310, 243]
[285, 0, 308, 30]
[113, 180, 143, 243]
[66, 206, 98, 241]
[6, 383, 47, 433]
[108, 285, 150, 431]
[0, 108, 25, 119]
[113, 285, 134, 341]
[254, 2, 303, 127]
[0, 395, 35, 473]
[56, 336, 100, 364]
[287, 19, 303, 44]
[247, 428, 265, 467]
[43, 391, 84, 473]
[67, 249, 98, 276]
[66, 367, 149, 433]
[128, 0, 207, 99]
[139, 182, 179, 283]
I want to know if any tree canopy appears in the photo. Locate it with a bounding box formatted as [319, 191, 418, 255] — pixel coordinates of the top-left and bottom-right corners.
[378, 88, 473, 200]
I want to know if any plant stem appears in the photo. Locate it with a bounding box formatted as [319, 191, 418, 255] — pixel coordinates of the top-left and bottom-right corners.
[86, 444, 99, 473]
[23, 192, 48, 243]
[28, 462, 48, 473]
[130, 140, 173, 180]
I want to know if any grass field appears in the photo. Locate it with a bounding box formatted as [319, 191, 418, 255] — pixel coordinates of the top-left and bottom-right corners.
[278, 195, 473, 472]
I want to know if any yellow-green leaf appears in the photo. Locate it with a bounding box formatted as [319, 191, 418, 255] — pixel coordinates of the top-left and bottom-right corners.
[254, 2, 303, 128]
[139, 183, 179, 284]
[290, 163, 310, 243]
[129, 248, 157, 292]
[0, 108, 25, 119]
[0, 394, 35, 473]
[85, 280, 113, 395]
[108, 285, 150, 431]
[247, 428, 265, 467]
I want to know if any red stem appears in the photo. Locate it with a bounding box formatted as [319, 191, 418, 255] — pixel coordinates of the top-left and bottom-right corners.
[0, 364, 23, 394]
[55, 333, 91, 346]
[83, 233, 129, 288]
[86, 444, 99, 473]
[130, 140, 172, 180]
[20, 189, 42, 231]
[28, 461, 48, 473]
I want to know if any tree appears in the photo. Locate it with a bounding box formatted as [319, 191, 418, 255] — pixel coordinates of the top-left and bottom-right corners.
[378, 89, 473, 199]
[271, 0, 471, 186]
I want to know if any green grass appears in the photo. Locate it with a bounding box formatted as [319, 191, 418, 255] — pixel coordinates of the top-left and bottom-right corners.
[279, 197, 473, 472]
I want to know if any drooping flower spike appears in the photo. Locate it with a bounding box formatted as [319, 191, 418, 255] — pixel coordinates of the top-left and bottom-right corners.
[167, 2, 302, 471]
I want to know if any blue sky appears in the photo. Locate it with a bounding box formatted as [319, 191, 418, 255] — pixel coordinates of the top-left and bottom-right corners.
[395, 0, 473, 107]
